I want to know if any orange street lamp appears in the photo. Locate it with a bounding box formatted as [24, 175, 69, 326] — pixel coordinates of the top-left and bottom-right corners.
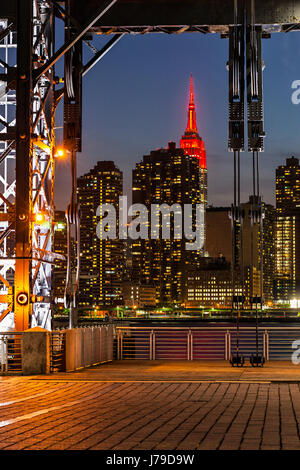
[33, 213, 50, 225]
[35, 213, 44, 223]
[54, 147, 66, 158]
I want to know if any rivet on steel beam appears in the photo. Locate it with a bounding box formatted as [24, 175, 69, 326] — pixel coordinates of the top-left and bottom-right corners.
[17, 292, 29, 305]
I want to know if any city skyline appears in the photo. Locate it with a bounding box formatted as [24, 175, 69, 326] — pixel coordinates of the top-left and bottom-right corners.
[3, 3, 300, 454]
[54, 32, 300, 211]
[54, 153, 299, 309]
[52, 66, 300, 309]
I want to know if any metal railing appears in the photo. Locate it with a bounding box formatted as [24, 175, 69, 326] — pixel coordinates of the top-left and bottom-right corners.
[0, 332, 23, 373]
[2, 325, 300, 375]
[50, 331, 66, 373]
[115, 326, 300, 361]
[64, 325, 114, 371]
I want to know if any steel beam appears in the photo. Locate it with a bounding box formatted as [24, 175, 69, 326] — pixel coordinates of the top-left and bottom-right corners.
[34, 0, 118, 82]
[0, 23, 14, 42]
[69, 0, 300, 33]
[82, 33, 124, 77]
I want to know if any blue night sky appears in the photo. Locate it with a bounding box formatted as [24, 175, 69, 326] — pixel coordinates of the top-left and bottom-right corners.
[54, 30, 300, 210]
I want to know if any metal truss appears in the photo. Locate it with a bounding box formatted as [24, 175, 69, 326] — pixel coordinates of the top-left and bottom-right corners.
[0, 0, 126, 331]
[0, 21, 16, 329]
[69, 0, 300, 35]
[0, 1, 56, 331]
[30, 0, 55, 329]
[92, 25, 210, 35]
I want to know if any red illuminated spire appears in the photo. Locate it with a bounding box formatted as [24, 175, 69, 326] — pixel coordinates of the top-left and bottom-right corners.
[186, 74, 198, 133]
[180, 74, 207, 169]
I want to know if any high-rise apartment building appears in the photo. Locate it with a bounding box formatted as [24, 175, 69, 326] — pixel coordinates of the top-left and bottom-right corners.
[240, 197, 275, 304]
[206, 198, 275, 304]
[77, 161, 123, 307]
[52, 210, 68, 306]
[276, 156, 300, 214]
[275, 157, 300, 301]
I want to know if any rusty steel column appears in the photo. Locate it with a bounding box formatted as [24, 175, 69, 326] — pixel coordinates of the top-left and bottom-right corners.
[14, 0, 33, 331]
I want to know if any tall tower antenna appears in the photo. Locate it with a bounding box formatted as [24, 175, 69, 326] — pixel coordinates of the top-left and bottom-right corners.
[180, 75, 207, 170]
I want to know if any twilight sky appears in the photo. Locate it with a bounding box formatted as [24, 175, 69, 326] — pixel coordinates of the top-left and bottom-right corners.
[54, 29, 300, 210]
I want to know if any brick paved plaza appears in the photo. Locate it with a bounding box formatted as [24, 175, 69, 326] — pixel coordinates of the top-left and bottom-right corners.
[1, 361, 300, 450]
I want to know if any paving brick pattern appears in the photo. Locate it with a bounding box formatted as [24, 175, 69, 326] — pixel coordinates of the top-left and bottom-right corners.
[1, 376, 300, 450]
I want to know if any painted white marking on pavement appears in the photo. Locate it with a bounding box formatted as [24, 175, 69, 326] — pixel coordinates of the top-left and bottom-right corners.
[0, 384, 116, 428]
[0, 384, 73, 407]
[0, 399, 84, 428]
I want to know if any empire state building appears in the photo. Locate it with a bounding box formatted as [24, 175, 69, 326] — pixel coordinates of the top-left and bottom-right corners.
[131, 76, 207, 305]
[180, 74, 207, 206]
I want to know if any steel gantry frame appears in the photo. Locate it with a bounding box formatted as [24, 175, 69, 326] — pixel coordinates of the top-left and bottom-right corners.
[0, 0, 300, 331]
[0, 0, 127, 331]
[0, 1, 57, 331]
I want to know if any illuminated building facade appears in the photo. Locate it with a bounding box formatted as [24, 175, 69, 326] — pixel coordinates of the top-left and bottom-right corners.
[276, 156, 300, 214]
[186, 270, 239, 308]
[240, 197, 275, 304]
[186, 259, 261, 308]
[132, 141, 205, 306]
[275, 213, 300, 301]
[52, 210, 68, 306]
[122, 282, 157, 308]
[206, 198, 275, 304]
[77, 161, 123, 306]
[275, 157, 300, 301]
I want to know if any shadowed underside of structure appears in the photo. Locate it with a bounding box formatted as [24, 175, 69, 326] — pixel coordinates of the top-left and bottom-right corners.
[66, 0, 300, 33]
[2, 1, 300, 32]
